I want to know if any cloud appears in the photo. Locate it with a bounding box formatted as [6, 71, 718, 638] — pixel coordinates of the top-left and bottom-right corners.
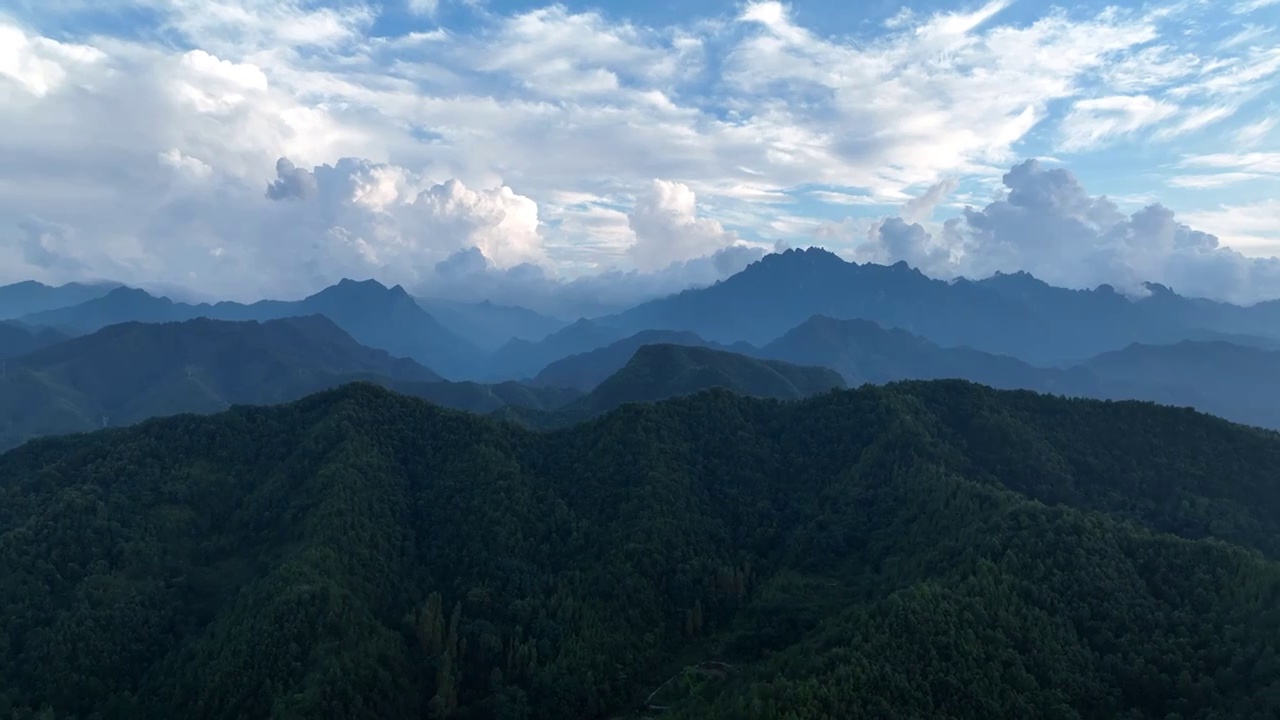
[1181, 200, 1280, 256]
[407, 0, 440, 17]
[422, 243, 767, 318]
[627, 179, 739, 271]
[15, 217, 85, 272]
[1233, 0, 1280, 14]
[264, 158, 317, 200]
[1, 0, 1279, 304]
[1234, 117, 1276, 146]
[902, 178, 960, 223]
[1169, 151, 1280, 189]
[847, 159, 1280, 304]
[1058, 96, 1179, 151]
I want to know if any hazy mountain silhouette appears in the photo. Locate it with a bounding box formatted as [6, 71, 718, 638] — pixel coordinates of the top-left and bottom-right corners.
[0, 316, 575, 451]
[970, 271, 1280, 360]
[758, 315, 1105, 392]
[601, 248, 1280, 365]
[756, 315, 1280, 429]
[484, 317, 627, 380]
[416, 296, 567, 351]
[1082, 340, 1280, 430]
[0, 320, 69, 359]
[0, 280, 119, 319]
[532, 329, 756, 391]
[20, 279, 482, 378]
[508, 343, 845, 426]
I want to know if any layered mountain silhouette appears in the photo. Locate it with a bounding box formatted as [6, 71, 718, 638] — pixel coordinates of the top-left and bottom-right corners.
[0, 320, 68, 359]
[0, 316, 583, 452]
[521, 314, 1280, 430]
[600, 248, 1280, 364]
[0, 279, 119, 319]
[0, 315, 435, 450]
[1082, 340, 1280, 430]
[484, 317, 627, 380]
[532, 329, 755, 391]
[20, 279, 482, 378]
[0, 319, 844, 448]
[757, 315, 1104, 390]
[555, 342, 844, 420]
[415, 296, 567, 351]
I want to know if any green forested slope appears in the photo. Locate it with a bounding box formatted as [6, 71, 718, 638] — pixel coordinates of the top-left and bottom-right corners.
[0, 381, 1278, 719]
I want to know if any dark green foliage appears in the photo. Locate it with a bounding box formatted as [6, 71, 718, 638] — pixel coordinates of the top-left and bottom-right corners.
[2, 380, 1279, 718]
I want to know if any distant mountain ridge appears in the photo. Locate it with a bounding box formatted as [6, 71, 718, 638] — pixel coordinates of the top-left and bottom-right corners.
[598, 248, 1280, 365]
[20, 279, 483, 378]
[532, 329, 755, 391]
[573, 342, 844, 414]
[501, 343, 846, 429]
[485, 318, 627, 381]
[0, 321, 69, 359]
[0, 321, 843, 449]
[0, 280, 119, 319]
[415, 296, 567, 351]
[521, 314, 1280, 431]
[0, 316, 573, 452]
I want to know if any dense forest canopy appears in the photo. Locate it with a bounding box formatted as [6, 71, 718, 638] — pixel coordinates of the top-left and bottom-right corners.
[1, 380, 1278, 719]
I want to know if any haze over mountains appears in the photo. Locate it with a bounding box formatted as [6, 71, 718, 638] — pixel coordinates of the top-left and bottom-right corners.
[5, 246, 1280, 445]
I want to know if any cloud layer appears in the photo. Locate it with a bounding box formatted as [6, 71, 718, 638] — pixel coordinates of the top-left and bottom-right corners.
[850, 160, 1280, 304]
[0, 0, 1278, 304]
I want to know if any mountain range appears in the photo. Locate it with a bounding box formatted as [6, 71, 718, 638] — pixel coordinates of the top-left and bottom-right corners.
[0, 320, 68, 360]
[600, 249, 1280, 364]
[7, 246, 1280, 439]
[0, 279, 119, 319]
[19, 280, 481, 378]
[0, 317, 848, 450]
[6, 246, 1280, 718]
[13, 248, 1280, 383]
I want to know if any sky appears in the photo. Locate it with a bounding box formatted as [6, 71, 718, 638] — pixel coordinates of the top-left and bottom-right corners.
[1, 0, 1279, 309]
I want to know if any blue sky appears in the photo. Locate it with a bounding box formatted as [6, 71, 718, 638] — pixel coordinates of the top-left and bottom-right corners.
[1, 0, 1278, 305]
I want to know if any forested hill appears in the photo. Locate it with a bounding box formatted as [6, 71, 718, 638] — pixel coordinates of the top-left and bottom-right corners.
[2, 380, 1279, 719]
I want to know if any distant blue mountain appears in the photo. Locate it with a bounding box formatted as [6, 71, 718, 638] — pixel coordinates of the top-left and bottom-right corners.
[484, 318, 627, 381]
[599, 248, 1280, 366]
[20, 279, 482, 378]
[532, 329, 757, 391]
[0, 280, 119, 319]
[415, 296, 567, 352]
[0, 320, 70, 359]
